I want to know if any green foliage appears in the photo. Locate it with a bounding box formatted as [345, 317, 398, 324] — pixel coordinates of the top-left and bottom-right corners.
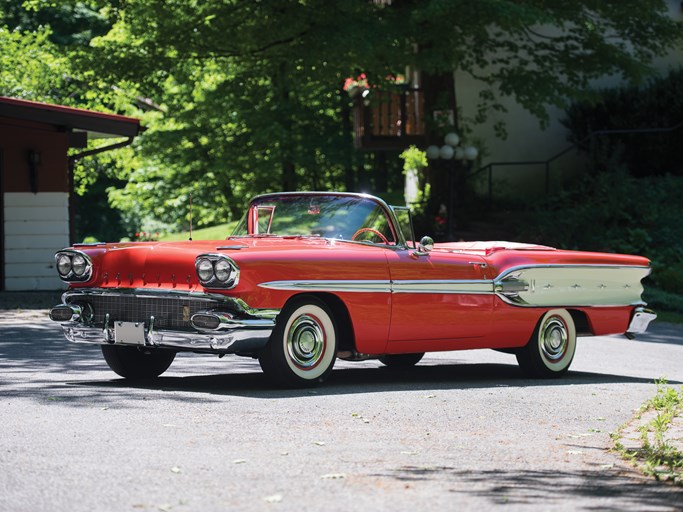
[0, 27, 70, 100]
[563, 68, 683, 177]
[2, 1, 109, 46]
[400, 146, 428, 174]
[399, 145, 430, 216]
[613, 379, 683, 485]
[518, 169, 683, 285]
[641, 380, 683, 484]
[72, 172, 134, 243]
[3, 0, 683, 237]
[643, 288, 683, 316]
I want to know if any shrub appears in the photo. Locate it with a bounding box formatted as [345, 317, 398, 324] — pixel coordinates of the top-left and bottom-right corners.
[518, 169, 683, 291]
[563, 68, 683, 177]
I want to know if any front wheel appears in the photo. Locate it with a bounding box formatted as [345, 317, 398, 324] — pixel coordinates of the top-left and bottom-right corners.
[101, 345, 176, 379]
[259, 297, 337, 387]
[516, 309, 576, 378]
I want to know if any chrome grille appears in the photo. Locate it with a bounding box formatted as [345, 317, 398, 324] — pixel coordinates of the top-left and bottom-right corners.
[66, 293, 224, 330]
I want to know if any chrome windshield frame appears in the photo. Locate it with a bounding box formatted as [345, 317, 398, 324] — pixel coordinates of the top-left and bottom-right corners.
[233, 192, 409, 248]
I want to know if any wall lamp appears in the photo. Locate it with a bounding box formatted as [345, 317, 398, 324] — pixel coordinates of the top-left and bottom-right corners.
[27, 149, 41, 194]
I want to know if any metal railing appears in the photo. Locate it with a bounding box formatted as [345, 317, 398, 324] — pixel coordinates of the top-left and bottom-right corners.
[467, 121, 683, 202]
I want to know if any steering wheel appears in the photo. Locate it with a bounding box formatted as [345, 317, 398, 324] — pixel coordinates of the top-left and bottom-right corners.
[352, 227, 390, 244]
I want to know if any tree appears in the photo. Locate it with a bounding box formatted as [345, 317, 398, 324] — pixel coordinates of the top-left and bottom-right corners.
[4, 0, 682, 233]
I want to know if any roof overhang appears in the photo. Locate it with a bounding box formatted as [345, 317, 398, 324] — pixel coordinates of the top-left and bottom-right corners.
[0, 96, 143, 144]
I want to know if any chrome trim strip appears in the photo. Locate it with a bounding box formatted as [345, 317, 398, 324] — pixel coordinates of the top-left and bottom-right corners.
[392, 280, 493, 294]
[496, 264, 651, 279]
[258, 280, 392, 293]
[260, 279, 493, 295]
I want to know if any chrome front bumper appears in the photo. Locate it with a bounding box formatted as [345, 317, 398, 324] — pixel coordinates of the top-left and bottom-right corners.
[50, 288, 279, 354]
[60, 321, 273, 354]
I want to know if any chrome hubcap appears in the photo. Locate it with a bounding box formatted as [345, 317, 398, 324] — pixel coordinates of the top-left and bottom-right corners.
[540, 317, 568, 361]
[287, 314, 325, 368]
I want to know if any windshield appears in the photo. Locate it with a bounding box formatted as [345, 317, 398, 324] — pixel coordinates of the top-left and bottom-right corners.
[232, 194, 398, 245]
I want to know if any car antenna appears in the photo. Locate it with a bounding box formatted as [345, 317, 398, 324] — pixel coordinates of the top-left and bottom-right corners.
[189, 193, 193, 241]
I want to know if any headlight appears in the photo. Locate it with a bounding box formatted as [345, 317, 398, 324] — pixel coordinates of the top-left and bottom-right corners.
[54, 250, 92, 282]
[195, 254, 239, 289]
[71, 254, 88, 276]
[197, 258, 214, 282]
[56, 254, 72, 277]
[214, 259, 232, 282]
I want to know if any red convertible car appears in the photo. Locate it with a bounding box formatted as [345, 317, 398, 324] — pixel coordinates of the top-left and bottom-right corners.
[50, 192, 655, 387]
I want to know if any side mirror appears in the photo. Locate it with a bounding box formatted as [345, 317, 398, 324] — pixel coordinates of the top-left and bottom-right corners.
[413, 236, 434, 257]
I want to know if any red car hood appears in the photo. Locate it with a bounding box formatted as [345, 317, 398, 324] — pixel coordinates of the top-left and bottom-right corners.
[69, 237, 386, 290]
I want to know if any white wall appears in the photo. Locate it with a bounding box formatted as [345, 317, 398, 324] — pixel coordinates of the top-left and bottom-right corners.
[4, 192, 69, 290]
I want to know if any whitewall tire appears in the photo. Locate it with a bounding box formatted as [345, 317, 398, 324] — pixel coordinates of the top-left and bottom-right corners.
[516, 309, 577, 378]
[259, 297, 337, 387]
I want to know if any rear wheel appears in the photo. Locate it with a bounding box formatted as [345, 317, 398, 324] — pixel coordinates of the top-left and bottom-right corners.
[259, 297, 337, 387]
[379, 353, 425, 368]
[101, 345, 176, 379]
[516, 309, 576, 378]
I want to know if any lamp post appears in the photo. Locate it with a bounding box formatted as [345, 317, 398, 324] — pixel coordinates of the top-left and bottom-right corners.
[426, 132, 478, 241]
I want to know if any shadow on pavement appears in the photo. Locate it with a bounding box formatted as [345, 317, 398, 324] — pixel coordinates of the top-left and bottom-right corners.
[633, 321, 683, 346]
[66, 364, 680, 400]
[376, 465, 683, 509]
[2, 319, 681, 404]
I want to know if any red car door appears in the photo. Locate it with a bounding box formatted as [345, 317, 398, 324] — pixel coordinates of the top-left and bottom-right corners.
[386, 248, 493, 349]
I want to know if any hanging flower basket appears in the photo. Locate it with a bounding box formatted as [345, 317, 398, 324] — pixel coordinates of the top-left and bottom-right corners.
[343, 74, 370, 97]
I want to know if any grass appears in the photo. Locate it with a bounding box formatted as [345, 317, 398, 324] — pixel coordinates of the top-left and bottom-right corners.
[158, 222, 237, 242]
[612, 379, 683, 485]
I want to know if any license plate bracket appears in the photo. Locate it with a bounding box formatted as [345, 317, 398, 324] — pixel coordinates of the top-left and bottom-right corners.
[114, 321, 146, 345]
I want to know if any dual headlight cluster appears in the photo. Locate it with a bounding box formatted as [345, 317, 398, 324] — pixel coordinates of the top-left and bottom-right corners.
[195, 254, 239, 288]
[55, 250, 92, 282]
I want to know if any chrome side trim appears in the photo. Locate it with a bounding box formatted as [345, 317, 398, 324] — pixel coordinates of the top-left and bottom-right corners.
[392, 280, 493, 294]
[260, 279, 493, 294]
[494, 265, 651, 307]
[259, 280, 392, 293]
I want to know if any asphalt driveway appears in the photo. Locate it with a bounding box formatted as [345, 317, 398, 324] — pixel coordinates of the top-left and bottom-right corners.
[0, 302, 682, 511]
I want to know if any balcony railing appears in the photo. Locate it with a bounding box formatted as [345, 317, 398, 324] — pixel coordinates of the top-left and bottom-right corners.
[352, 88, 426, 151]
